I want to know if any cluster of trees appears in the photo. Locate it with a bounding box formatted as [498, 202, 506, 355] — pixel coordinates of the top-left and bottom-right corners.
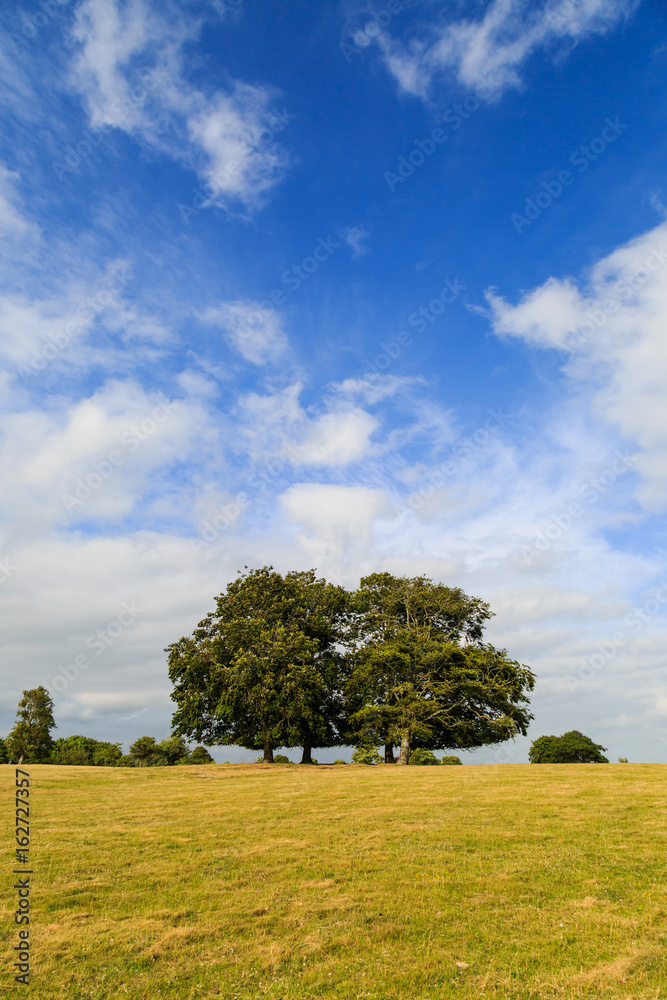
[0, 687, 213, 767]
[167, 566, 537, 763]
[529, 731, 609, 763]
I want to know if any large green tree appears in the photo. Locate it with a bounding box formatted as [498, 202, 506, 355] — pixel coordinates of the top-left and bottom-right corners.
[345, 573, 535, 764]
[167, 567, 349, 762]
[6, 687, 56, 763]
[529, 731, 608, 763]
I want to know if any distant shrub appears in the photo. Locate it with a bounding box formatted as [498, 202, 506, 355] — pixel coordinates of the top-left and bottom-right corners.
[0, 737, 8, 763]
[333, 759, 348, 765]
[529, 731, 608, 764]
[351, 744, 382, 765]
[274, 754, 291, 764]
[409, 749, 440, 765]
[189, 746, 215, 764]
[618, 757, 629, 763]
[441, 755, 463, 765]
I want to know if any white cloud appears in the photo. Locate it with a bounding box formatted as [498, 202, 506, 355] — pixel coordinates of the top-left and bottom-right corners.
[342, 225, 370, 259]
[202, 299, 289, 365]
[69, 0, 290, 210]
[0, 380, 214, 534]
[486, 218, 667, 511]
[375, 0, 640, 98]
[295, 409, 379, 466]
[188, 85, 291, 207]
[331, 373, 427, 405]
[70, 0, 161, 132]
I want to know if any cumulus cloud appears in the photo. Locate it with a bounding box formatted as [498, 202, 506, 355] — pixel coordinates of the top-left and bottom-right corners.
[0, 380, 215, 538]
[375, 0, 640, 98]
[486, 218, 667, 511]
[69, 0, 291, 210]
[294, 409, 379, 466]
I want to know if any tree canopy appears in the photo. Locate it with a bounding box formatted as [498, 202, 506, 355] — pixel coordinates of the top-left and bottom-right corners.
[529, 731, 608, 763]
[345, 573, 535, 763]
[167, 566, 349, 762]
[167, 567, 536, 764]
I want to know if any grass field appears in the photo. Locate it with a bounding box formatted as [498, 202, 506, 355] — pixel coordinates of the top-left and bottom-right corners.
[2, 762, 666, 999]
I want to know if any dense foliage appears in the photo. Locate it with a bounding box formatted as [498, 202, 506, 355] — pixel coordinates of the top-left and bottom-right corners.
[528, 731, 609, 763]
[6, 686, 57, 763]
[167, 567, 349, 762]
[50, 735, 124, 766]
[168, 566, 536, 764]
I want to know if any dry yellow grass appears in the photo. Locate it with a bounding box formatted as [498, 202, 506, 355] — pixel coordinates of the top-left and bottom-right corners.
[1, 761, 666, 999]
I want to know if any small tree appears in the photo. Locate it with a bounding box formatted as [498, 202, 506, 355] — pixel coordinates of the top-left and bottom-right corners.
[441, 755, 462, 765]
[129, 736, 160, 767]
[351, 743, 382, 765]
[0, 737, 8, 763]
[91, 741, 124, 767]
[156, 736, 191, 766]
[188, 746, 214, 764]
[529, 731, 608, 763]
[6, 687, 56, 763]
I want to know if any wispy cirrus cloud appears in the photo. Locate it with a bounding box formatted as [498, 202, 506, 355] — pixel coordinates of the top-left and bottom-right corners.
[375, 0, 641, 99]
[69, 0, 291, 210]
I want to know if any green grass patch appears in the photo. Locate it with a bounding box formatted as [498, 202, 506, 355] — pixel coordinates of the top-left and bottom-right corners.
[2, 762, 666, 999]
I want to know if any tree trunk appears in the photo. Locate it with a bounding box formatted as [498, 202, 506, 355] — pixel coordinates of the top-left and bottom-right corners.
[384, 742, 395, 764]
[263, 737, 274, 763]
[300, 743, 312, 764]
[396, 732, 410, 765]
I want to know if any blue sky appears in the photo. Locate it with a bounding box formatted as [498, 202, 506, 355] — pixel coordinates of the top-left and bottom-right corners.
[2, 0, 667, 763]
